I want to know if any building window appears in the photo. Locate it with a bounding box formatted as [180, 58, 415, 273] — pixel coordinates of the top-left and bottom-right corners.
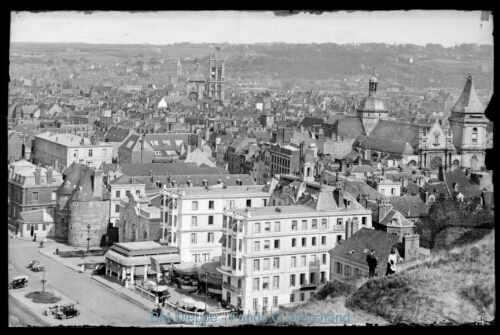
[322, 254, 327, 264]
[301, 220, 307, 230]
[32, 192, 38, 201]
[262, 277, 269, 290]
[263, 297, 268, 309]
[274, 239, 280, 249]
[89, 149, 93, 157]
[273, 257, 279, 269]
[336, 262, 342, 275]
[264, 240, 270, 250]
[337, 218, 343, 226]
[310, 272, 316, 285]
[103, 149, 107, 157]
[300, 273, 306, 285]
[290, 274, 296, 287]
[292, 220, 297, 230]
[239, 239, 242, 252]
[253, 298, 258, 310]
[290, 294, 295, 303]
[191, 216, 197, 226]
[263, 199, 267, 206]
[321, 218, 328, 229]
[246, 199, 251, 207]
[208, 216, 214, 225]
[192, 201, 198, 210]
[43, 223, 46, 231]
[264, 222, 270, 232]
[312, 237, 317, 246]
[126, 190, 130, 197]
[292, 238, 296, 247]
[291, 256, 296, 267]
[472, 128, 478, 143]
[301, 237, 306, 247]
[74, 150, 78, 158]
[362, 217, 367, 225]
[301, 255, 307, 267]
[274, 221, 280, 232]
[321, 236, 327, 245]
[208, 200, 214, 209]
[273, 296, 278, 308]
[263, 258, 270, 270]
[116, 191, 120, 198]
[191, 233, 197, 244]
[255, 222, 261, 233]
[253, 259, 260, 271]
[337, 235, 342, 243]
[321, 271, 326, 284]
[207, 232, 214, 243]
[253, 278, 259, 291]
[254, 241, 260, 251]
[312, 219, 318, 229]
[115, 204, 120, 213]
[273, 276, 279, 289]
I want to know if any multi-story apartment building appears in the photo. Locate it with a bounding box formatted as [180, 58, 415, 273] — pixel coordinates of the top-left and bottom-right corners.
[8, 160, 64, 238]
[269, 142, 301, 176]
[218, 184, 372, 312]
[33, 132, 113, 170]
[108, 175, 146, 227]
[159, 185, 271, 263]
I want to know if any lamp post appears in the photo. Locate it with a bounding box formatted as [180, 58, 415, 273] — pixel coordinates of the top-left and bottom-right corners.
[86, 224, 91, 253]
[204, 273, 209, 312]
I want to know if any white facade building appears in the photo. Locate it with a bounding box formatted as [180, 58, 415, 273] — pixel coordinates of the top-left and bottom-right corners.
[218, 188, 372, 313]
[160, 184, 271, 263]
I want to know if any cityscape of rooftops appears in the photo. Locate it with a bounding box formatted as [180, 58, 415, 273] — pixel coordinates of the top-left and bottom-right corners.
[8, 10, 494, 328]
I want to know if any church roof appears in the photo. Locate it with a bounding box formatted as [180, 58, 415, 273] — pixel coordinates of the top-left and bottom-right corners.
[449, 75, 485, 114]
[187, 70, 205, 82]
[356, 96, 388, 113]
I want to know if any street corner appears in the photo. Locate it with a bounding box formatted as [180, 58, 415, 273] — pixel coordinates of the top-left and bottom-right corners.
[10, 288, 78, 311]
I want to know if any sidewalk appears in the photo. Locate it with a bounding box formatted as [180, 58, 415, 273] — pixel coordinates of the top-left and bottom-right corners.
[37, 238, 106, 273]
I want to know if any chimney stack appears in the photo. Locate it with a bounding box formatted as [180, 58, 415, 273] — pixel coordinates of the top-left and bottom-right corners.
[378, 199, 392, 222]
[334, 188, 344, 207]
[34, 164, 42, 185]
[47, 166, 53, 185]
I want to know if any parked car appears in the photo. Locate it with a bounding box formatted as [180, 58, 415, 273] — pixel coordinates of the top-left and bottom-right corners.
[55, 303, 80, 320]
[28, 260, 40, 269]
[9, 276, 29, 290]
[31, 264, 45, 272]
[43, 305, 59, 316]
[92, 263, 106, 276]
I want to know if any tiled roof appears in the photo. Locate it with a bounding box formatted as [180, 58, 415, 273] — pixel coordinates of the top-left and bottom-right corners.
[389, 196, 429, 218]
[19, 208, 54, 223]
[368, 120, 422, 148]
[356, 96, 387, 112]
[329, 228, 399, 267]
[354, 135, 415, 156]
[299, 117, 324, 128]
[120, 162, 227, 177]
[443, 168, 483, 198]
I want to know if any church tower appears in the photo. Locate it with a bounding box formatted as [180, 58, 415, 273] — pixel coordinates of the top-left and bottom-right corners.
[356, 76, 388, 136]
[207, 47, 225, 102]
[176, 59, 182, 76]
[447, 75, 488, 171]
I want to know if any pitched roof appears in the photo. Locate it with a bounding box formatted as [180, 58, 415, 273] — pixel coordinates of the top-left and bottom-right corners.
[19, 208, 54, 223]
[389, 196, 429, 218]
[299, 116, 324, 128]
[367, 120, 422, 148]
[354, 135, 415, 156]
[120, 162, 227, 177]
[356, 96, 387, 112]
[329, 228, 399, 267]
[443, 168, 483, 198]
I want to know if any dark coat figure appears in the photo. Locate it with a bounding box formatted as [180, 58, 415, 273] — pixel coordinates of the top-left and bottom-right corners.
[366, 250, 378, 278]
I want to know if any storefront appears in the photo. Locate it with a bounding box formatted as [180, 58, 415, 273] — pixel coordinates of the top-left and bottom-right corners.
[105, 241, 180, 287]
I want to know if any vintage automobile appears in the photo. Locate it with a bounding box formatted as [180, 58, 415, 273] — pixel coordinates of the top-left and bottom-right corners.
[43, 305, 59, 316]
[9, 276, 29, 290]
[31, 264, 45, 272]
[91, 263, 106, 276]
[28, 260, 40, 269]
[55, 303, 80, 320]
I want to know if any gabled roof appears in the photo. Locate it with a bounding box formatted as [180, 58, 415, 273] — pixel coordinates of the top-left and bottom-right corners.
[443, 168, 483, 198]
[299, 116, 324, 128]
[389, 196, 429, 218]
[19, 208, 54, 223]
[354, 135, 415, 156]
[379, 208, 414, 227]
[367, 120, 422, 148]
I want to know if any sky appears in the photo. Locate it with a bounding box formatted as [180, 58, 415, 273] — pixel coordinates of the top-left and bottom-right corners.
[10, 10, 493, 47]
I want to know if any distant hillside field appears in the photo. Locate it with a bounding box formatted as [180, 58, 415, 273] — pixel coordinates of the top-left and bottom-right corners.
[346, 230, 495, 324]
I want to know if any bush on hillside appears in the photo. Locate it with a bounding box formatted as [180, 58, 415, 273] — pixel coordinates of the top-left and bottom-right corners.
[313, 280, 355, 301]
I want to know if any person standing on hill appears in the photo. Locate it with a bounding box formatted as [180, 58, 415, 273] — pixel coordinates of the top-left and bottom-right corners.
[366, 249, 378, 278]
[386, 248, 398, 276]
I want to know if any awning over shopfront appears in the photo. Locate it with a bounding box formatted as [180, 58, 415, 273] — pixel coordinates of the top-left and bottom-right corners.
[151, 254, 181, 266]
[105, 250, 149, 267]
[172, 262, 199, 276]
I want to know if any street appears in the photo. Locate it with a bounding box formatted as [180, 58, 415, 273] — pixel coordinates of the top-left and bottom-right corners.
[8, 237, 154, 327]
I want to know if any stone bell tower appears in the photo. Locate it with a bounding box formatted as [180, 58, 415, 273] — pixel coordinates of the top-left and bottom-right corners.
[207, 47, 225, 102]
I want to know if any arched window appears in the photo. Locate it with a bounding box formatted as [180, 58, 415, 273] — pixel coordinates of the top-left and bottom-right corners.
[472, 128, 478, 143]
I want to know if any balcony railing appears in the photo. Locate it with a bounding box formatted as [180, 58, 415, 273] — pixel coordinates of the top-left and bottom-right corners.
[222, 282, 242, 295]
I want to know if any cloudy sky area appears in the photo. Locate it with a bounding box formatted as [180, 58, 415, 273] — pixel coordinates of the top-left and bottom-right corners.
[10, 10, 493, 47]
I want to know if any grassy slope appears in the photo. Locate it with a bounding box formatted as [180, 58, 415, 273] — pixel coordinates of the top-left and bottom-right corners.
[346, 230, 495, 324]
